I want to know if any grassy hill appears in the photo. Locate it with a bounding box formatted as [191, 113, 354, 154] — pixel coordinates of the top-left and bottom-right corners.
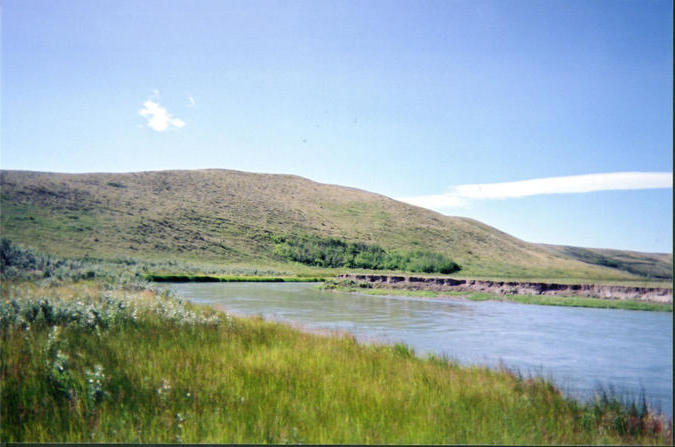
[0, 169, 671, 281]
[539, 245, 673, 280]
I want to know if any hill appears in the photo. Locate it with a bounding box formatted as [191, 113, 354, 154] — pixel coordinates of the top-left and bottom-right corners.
[0, 169, 671, 281]
[538, 244, 672, 280]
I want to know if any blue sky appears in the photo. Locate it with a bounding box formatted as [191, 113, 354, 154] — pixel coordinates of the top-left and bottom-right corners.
[1, 0, 672, 253]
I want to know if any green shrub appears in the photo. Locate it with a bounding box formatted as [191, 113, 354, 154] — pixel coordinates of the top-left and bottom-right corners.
[271, 234, 460, 274]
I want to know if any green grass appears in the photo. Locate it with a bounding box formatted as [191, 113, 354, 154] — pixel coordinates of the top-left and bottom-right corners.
[322, 282, 465, 299]
[465, 293, 673, 312]
[2, 280, 671, 444]
[324, 282, 673, 312]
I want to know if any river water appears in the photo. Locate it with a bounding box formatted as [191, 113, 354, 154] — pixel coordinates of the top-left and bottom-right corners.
[167, 282, 673, 416]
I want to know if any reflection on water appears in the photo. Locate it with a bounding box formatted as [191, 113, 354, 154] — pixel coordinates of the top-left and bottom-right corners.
[168, 282, 673, 416]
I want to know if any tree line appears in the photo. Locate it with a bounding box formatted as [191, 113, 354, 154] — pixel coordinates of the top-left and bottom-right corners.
[271, 234, 460, 274]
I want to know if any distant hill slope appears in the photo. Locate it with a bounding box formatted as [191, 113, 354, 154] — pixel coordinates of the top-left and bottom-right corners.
[0, 169, 671, 280]
[538, 244, 672, 280]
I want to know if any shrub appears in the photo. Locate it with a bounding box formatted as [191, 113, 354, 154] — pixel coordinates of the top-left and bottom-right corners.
[271, 234, 460, 274]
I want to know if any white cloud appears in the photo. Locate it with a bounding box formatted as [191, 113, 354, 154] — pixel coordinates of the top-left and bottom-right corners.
[399, 172, 673, 210]
[188, 96, 196, 107]
[138, 95, 186, 132]
[398, 192, 469, 209]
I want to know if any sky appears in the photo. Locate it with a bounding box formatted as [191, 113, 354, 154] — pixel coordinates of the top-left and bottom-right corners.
[1, 0, 672, 253]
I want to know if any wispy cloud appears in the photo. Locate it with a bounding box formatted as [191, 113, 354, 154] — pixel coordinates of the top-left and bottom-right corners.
[138, 92, 186, 132]
[399, 172, 673, 210]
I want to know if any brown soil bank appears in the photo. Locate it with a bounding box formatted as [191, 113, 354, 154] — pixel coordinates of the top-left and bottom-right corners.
[338, 274, 673, 304]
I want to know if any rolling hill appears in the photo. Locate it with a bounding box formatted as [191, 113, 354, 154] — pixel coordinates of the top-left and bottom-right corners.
[0, 169, 671, 281]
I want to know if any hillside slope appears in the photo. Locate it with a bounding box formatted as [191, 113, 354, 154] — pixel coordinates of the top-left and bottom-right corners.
[0, 169, 670, 280]
[538, 244, 672, 280]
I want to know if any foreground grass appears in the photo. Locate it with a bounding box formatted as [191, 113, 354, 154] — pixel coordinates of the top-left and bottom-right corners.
[1, 280, 671, 444]
[324, 282, 673, 312]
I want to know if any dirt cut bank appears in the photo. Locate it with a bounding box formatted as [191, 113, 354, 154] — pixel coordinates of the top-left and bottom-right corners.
[338, 274, 673, 304]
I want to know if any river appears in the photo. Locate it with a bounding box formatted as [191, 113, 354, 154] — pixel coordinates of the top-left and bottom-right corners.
[166, 282, 673, 416]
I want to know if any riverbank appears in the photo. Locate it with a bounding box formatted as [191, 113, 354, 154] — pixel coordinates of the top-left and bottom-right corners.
[145, 273, 328, 283]
[336, 274, 673, 304]
[1, 278, 671, 444]
[323, 281, 672, 312]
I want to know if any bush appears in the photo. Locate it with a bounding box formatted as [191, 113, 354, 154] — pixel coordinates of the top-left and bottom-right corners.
[271, 234, 460, 274]
[1, 238, 41, 274]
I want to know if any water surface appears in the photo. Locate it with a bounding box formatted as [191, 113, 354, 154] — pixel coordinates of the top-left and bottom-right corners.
[168, 282, 673, 416]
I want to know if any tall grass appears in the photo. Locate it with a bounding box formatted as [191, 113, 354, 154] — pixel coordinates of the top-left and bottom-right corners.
[1, 280, 671, 444]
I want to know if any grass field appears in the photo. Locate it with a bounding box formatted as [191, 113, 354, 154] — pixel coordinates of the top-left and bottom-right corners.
[2, 278, 671, 444]
[464, 292, 673, 311]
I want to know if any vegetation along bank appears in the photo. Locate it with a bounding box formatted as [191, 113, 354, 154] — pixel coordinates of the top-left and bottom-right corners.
[336, 274, 673, 304]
